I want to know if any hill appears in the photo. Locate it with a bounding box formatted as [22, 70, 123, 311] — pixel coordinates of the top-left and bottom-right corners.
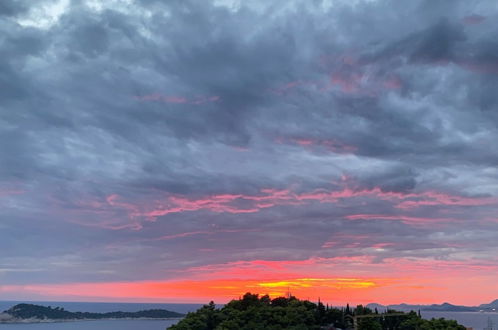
[367, 299, 498, 312]
[366, 302, 477, 312]
[479, 299, 498, 310]
[168, 293, 466, 330]
[0, 303, 184, 323]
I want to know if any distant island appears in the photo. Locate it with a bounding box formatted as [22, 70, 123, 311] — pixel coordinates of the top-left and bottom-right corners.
[0, 303, 184, 323]
[367, 298, 498, 313]
[168, 293, 466, 330]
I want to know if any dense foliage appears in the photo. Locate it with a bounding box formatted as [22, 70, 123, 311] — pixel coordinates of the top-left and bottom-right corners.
[4, 303, 184, 320]
[168, 293, 466, 330]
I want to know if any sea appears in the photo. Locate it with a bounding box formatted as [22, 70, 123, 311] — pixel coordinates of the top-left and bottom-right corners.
[1, 301, 498, 329]
[0, 301, 203, 330]
[420, 311, 498, 330]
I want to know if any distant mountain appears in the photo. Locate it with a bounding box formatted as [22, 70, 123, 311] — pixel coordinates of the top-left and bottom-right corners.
[423, 303, 476, 312]
[0, 303, 184, 323]
[479, 299, 498, 309]
[366, 303, 424, 312]
[389, 303, 425, 311]
[366, 302, 477, 312]
[365, 303, 386, 311]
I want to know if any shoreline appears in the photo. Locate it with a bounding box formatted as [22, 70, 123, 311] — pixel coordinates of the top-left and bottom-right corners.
[0, 317, 184, 324]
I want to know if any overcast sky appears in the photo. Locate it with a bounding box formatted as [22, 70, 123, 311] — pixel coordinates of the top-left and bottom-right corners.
[1, 0, 498, 305]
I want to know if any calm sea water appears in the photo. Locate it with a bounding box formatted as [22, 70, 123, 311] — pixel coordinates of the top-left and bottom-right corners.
[1, 301, 498, 329]
[0, 319, 180, 329]
[0, 301, 203, 330]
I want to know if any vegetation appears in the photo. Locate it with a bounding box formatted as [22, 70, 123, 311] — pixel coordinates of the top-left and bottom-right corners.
[2, 303, 184, 321]
[168, 293, 466, 330]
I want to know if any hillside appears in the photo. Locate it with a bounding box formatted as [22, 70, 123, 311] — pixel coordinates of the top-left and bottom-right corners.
[0, 303, 184, 323]
[168, 293, 466, 330]
[479, 299, 498, 309]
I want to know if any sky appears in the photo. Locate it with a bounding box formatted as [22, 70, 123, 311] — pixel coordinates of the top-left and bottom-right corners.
[1, 0, 498, 306]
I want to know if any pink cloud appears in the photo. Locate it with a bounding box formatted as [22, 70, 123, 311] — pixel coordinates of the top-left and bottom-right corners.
[137, 189, 302, 219]
[106, 194, 141, 217]
[157, 230, 210, 240]
[48, 194, 144, 231]
[147, 228, 260, 241]
[163, 96, 187, 104]
[102, 186, 498, 223]
[371, 242, 395, 249]
[268, 81, 303, 95]
[277, 136, 357, 154]
[191, 95, 220, 104]
[268, 52, 404, 99]
[134, 94, 220, 105]
[142, 194, 262, 218]
[77, 181, 497, 227]
[344, 214, 457, 224]
[321, 234, 371, 248]
[457, 60, 498, 75]
[330, 72, 364, 93]
[317, 52, 405, 95]
[327, 71, 403, 96]
[0, 186, 24, 198]
[230, 145, 249, 152]
[383, 75, 402, 89]
[462, 14, 486, 25]
[395, 191, 497, 209]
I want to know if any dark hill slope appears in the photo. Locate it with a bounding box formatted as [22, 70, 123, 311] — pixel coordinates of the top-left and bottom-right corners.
[3, 303, 184, 321]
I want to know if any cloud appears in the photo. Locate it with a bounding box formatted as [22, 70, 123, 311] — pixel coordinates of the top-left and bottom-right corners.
[1, 0, 498, 304]
[0, 0, 30, 18]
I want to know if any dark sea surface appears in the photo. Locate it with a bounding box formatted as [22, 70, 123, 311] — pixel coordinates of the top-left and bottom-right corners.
[0, 301, 203, 330]
[2, 301, 498, 329]
[0, 319, 180, 329]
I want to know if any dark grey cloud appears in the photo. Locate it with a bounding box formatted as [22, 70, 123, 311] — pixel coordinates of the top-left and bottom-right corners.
[0, 1, 30, 18]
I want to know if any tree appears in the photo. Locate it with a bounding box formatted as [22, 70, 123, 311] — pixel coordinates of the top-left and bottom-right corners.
[358, 317, 382, 330]
[260, 295, 271, 305]
[168, 294, 466, 330]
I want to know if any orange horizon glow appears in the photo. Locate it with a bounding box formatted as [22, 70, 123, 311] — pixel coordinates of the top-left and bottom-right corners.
[3, 257, 498, 306]
[2, 275, 496, 306]
[0, 277, 382, 304]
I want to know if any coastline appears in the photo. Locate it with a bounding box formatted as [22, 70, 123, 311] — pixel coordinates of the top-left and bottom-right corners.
[0, 317, 184, 324]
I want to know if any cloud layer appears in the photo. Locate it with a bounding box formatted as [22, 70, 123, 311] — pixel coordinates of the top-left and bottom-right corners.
[1, 0, 498, 305]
